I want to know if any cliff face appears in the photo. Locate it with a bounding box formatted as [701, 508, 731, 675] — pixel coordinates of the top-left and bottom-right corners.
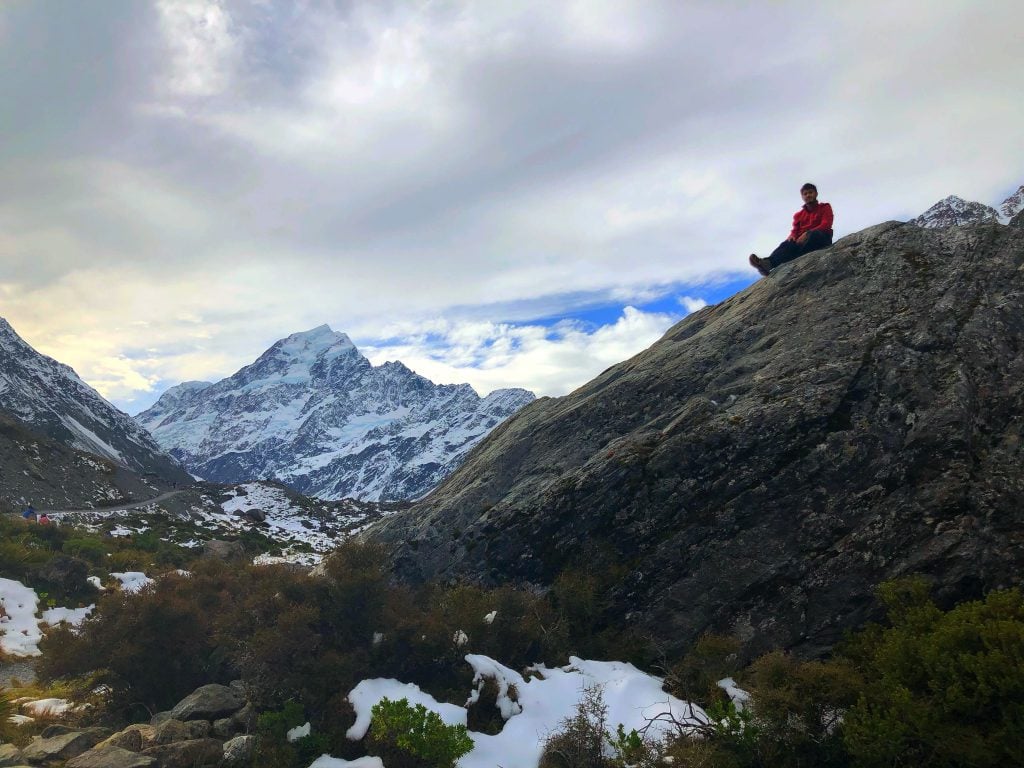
[366, 221, 1024, 658]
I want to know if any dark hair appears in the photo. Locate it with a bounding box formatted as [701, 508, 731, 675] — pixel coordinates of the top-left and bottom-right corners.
[801, 182, 817, 192]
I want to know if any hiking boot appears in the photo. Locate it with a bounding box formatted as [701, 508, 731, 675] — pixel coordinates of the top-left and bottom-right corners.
[749, 254, 771, 276]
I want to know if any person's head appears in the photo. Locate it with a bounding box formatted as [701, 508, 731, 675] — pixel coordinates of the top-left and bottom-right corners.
[800, 183, 818, 204]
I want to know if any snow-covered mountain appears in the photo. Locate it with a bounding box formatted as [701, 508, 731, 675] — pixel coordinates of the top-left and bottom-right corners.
[910, 195, 1000, 228]
[0, 317, 188, 481]
[998, 185, 1024, 223]
[136, 325, 535, 501]
[911, 184, 1024, 228]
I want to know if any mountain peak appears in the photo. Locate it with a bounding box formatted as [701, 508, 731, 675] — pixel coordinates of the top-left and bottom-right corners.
[275, 325, 357, 357]
[999, 185, 1024, 223]
[910, 195, 1000, 228]
[137, 328, 535, 501]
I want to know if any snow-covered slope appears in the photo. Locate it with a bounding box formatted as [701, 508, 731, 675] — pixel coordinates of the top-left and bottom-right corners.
[136, 326, 535, 501]
[0, 317, 188, 481]
[998, 185, 1024, 223]
[910, 195, 1000, 228]
[911, 184, 1024, 228]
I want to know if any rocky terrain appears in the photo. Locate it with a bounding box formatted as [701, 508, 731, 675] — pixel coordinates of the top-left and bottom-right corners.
[367, 220, 1024, 659]
[0, 413, 168, 514]
[137, 325, 534, 502]
[46, 480, 395, 564]
[0, 683, 257, 767]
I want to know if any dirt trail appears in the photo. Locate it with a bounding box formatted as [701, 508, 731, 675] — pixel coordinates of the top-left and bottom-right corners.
[40, 489, 185, 517]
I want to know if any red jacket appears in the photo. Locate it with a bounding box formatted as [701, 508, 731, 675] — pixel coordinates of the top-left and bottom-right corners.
[789, 202, 833, 240]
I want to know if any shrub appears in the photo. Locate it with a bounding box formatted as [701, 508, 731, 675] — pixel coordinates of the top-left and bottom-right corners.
[539, 685, 611, 768]
[61, 537, 106, 565]
[842, 580, 1024, 767]
[666, 632, 742, 706]
[367, 697, 473, 768]
[253, 700, 330, 768]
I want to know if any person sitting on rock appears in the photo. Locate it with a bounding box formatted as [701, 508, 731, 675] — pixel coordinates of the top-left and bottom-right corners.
[749, 183, 834, 276]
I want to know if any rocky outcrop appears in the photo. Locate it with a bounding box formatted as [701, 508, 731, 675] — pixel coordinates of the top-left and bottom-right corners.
[41, 681, 253, 768]
[168, 683, 245, 721]
[367, 221, 1024, 659]
[222, 735, 256, 765]
[0, 743, 25, 766]
[19, 728, 110, 765]
[140, 739, 223, 768]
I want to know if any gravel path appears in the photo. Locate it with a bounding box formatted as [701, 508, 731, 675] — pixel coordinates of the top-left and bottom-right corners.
[40, 489, 185, 517]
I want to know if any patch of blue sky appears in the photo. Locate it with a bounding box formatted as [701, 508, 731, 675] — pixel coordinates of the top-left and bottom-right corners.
[510, 275, 756, 332]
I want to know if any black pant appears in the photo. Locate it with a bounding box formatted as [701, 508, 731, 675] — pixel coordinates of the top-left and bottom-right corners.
[768, 230, 833, 268]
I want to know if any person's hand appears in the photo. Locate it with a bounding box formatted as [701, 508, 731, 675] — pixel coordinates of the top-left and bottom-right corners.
[797, 232, 809, 244]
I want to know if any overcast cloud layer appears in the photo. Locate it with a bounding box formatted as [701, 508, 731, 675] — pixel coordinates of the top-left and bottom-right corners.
[1, 0, 1021, 412]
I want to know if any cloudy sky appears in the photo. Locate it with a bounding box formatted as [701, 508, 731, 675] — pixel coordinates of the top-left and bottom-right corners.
[1, 1, 1021, 413]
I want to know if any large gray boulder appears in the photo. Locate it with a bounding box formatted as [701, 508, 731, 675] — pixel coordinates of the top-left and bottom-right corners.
[65, 746, 156, 768]
[367, 221, 1024, 659]
[141, 738, 224, 768]
[151, 719, 210, 745]
[20, 729, 110, 765]
[201, 540, 245, 561]
[95, 724, 155, 753]
[169, 684, 245, 721]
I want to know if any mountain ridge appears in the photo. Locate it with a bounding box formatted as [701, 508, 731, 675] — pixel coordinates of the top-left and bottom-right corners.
[911, 184, 1024, 227]
[137, 326, 535, 501]
[0, 317, 189, 485]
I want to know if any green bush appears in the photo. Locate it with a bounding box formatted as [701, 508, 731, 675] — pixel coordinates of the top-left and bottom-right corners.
[367, 697, 473, 768]
[61, 537, 106, 564]
[842, 580, 1024, 767]
[254, 700, 331, 768]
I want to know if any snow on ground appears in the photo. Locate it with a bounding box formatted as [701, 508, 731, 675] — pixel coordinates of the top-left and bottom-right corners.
[323, 654, 710, 768]
[309, 758, 383, 768]
[1, 579, 96, 657]
[21, 698, 74, 716]
[110, 572, 154, 593]
[215, 483, 359, 561]
[0, 578, 42, 657]
[41, 605, 94, 627]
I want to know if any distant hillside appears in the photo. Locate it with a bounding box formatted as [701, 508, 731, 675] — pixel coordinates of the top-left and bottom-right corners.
[367, 220, 1024, 658]
[0, 317, 190, 486]
[0, 412, 165, 513]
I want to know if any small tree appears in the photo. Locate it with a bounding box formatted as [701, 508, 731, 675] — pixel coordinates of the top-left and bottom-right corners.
[368, 697, 473, 768]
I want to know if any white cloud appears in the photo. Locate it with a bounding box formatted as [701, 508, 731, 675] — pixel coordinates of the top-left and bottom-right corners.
[361, 305, 685, 398]
[156, 0, 239, 97]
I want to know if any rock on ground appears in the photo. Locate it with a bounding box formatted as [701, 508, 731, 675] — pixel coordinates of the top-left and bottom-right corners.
[169, 683, 244, 721]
